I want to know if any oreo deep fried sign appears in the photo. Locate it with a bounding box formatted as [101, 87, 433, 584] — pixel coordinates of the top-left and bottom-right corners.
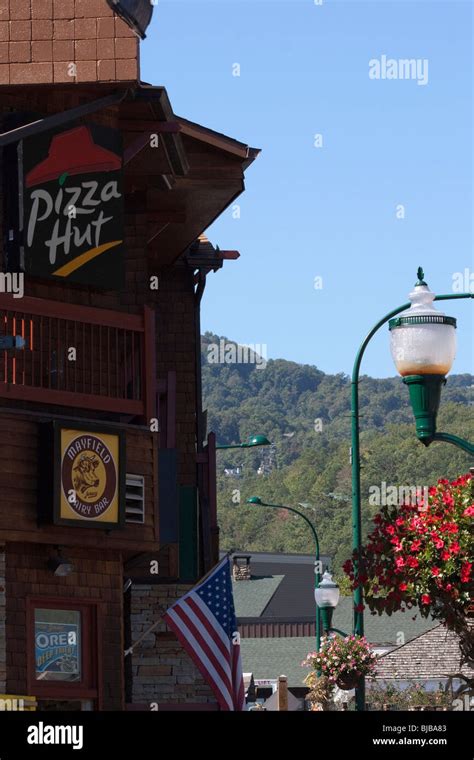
[21, 123, 124, 288]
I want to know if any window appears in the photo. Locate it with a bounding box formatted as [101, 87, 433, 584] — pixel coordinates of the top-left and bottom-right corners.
[34, 608, 81, 683]
[27, 598, 98, 701]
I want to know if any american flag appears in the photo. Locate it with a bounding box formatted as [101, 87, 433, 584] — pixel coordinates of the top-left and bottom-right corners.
[163, 556, 245, 711]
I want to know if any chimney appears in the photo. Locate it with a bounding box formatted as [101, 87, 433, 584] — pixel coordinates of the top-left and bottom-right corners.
[0, 0, 144, 87]
[277, 676, 288, 712]
[232, 554, 251, 581]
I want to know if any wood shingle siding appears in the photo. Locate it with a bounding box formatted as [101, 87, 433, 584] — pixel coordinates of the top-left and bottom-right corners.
[0, 412, 158, 551]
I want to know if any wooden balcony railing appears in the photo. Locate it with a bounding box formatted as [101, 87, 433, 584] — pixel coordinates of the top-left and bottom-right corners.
[0, 295, 156, 421]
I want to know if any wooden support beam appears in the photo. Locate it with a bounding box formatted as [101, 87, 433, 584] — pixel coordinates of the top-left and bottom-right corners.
[123, 123, 181, 165]
[145, 210, 186, 246]
[0, 91, 129, 147]
[120, 120, 182, 133]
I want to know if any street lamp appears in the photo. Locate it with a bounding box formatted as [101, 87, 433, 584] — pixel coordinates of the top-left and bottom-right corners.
[350, 268, 473, 711]
[388, 268, 471, 450]
[216, 435, 271, 451]
[246, 497, 322, 652]
[314, 571, 340, 634]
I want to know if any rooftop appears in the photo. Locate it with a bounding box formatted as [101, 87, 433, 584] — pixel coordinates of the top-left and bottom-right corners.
[375, 624, 474, 681]
[233, 575, 284, 618]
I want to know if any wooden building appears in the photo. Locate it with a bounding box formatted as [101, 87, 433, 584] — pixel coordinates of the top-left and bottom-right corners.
[0, 0, 257, 711]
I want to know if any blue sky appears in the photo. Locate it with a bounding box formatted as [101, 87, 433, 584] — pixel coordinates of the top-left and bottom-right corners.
[141, 0, 473, 378]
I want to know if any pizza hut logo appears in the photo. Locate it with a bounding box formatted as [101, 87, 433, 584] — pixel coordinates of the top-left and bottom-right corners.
[62, 434, 117, 519]
[21, 124, 124, 288]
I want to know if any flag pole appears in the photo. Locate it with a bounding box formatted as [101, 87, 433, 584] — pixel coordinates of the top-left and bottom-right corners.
[124, 552, 233, 657]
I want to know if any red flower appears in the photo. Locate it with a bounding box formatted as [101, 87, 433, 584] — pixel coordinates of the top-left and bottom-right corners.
[430, 532, 444, 549]
[442, 492, 454, 507]
[354, 603, 365, 613]
[343, 473, 472, 624]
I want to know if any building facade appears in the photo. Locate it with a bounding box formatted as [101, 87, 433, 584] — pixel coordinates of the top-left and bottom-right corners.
[0, 0, 257, 710]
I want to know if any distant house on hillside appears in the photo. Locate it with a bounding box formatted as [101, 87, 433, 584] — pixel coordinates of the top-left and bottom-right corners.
[225, 552, 438, 705]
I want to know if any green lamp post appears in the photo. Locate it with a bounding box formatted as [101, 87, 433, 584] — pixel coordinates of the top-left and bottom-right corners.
[216, 435, 271, 451]
[389, 269, 474, 455]
[246, 497, 322, 653]
[350, 268, 473, 712]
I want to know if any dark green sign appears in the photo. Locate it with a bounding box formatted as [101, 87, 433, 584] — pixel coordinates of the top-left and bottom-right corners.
[21, 123, 124, 289]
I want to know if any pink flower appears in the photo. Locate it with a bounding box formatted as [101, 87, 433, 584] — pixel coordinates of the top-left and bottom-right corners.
[443, 523, 459, 534]
[421, 594, 431, 605]
[463, 505, 474, 517]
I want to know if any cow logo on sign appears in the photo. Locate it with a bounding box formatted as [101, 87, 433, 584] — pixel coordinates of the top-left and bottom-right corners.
[21, 123, 124, 288]
[61, 434, 117, 519]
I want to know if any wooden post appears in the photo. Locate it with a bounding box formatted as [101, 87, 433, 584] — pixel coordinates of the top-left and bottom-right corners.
[143, 305, 157, 427]
[277, 675, 288, 712]
[207, 432, 219, 565]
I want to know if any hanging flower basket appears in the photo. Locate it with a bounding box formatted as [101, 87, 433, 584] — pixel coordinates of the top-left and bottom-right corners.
[336, 672, 361, 691]
[302, 635, 377, 693]
[343, 473, 474, 638]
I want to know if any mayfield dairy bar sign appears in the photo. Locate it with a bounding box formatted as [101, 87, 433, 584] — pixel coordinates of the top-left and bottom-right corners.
[59, 427, 124, 527]
[21, 124, 124, 288]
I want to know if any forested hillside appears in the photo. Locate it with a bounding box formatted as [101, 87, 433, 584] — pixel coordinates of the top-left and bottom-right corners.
[202, 333, 474, 571]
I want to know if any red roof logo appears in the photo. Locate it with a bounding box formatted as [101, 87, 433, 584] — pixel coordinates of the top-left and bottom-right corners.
[26, 126, 122, 188]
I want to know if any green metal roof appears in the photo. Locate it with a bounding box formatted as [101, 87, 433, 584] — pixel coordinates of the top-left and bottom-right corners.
[332, 597, 436, 646]
[240, 600, 437, 688]
[240, 637, 313, 687]
[232, 575, 284, 617]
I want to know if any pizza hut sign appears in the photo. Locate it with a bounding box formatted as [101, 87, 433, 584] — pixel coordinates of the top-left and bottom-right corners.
[20, 123, 124, 288]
